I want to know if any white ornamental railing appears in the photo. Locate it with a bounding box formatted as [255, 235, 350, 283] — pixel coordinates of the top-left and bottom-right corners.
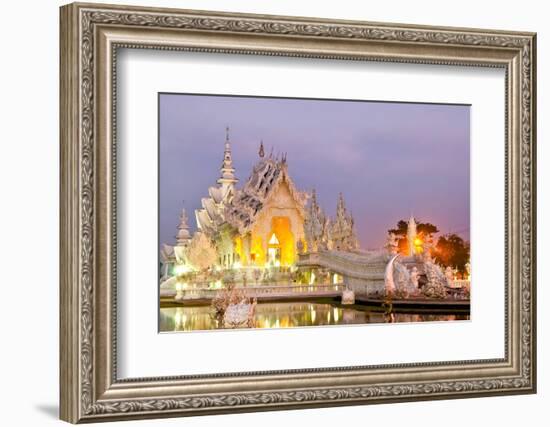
[179, 283, 346, 300]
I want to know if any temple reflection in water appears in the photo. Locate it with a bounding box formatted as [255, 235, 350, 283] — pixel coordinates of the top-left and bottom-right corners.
[160, 303, 468, 333]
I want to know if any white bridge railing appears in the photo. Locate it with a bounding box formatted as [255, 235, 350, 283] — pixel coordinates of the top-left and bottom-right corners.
[179, 283, 346, 300]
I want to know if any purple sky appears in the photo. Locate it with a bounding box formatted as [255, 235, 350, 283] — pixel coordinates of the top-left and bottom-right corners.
[159, 94, 470, 250]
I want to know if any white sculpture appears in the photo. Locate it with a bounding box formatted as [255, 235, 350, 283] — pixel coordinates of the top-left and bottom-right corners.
[224, 300, 257, 328]
[409, 266, 420, 291]
[386, 232, 399, 255]
[394, 261, 411, 295]
[384, 254, 400, 294]
[341, 289, 355, 305]
[423, 260, 448, 299]
[187, 231, 218, 271]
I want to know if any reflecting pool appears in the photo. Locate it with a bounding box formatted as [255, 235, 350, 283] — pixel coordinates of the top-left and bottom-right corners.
[159, 302, 469, 332]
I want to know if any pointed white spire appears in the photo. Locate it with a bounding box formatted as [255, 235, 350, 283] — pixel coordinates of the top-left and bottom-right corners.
[336, 192, 346, 218]
[407, 214, 417, 256]
[175, 208, 192, 247]
[217, 126, 238, 191]
[330, 192, 358, 251]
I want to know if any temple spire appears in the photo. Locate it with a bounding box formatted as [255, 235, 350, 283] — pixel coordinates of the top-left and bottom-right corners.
[175, 207, 192, 247]
[336, 192, 346, 218]
[259, 140, 265, 158]
[407, 214, 417, 256]
[330, 193, 358, 251]
[217, 126, 238, 190]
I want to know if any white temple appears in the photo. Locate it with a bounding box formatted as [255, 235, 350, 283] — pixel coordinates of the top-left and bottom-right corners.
[159, 129, 470, 304]
[161, 128, 360, 276]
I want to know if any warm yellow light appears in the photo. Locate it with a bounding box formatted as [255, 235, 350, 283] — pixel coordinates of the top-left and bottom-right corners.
[174, 263, 191, 275]
[414, 237, 423, 246]
[175, 283, 182, 291]
[250, 235, 266, 266]
[234, 236, 245, 267]
[174, 310, 182, 328]
[274, 260, 281, 267]
[268, 217, 295, 266]
[233, 261, 242, 270]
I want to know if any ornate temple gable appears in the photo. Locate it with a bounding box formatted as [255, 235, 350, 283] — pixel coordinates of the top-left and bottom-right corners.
[225, 156, 307, 234]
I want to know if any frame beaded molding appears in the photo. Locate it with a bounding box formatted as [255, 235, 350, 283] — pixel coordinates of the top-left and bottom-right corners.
[64, 3, 536, 421]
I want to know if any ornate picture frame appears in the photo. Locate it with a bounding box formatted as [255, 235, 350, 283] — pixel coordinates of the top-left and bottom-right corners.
[60, 2, 536, 423]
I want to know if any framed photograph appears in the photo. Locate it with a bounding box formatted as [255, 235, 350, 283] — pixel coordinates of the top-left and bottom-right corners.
[60, 2, 537, 423]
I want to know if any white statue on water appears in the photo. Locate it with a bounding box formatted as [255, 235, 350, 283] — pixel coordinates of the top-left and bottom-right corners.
[384, 255, 419, 296]
[384, 254, 399, 294]
[410, 266, 420, 291]
[422, 260, 448, 299]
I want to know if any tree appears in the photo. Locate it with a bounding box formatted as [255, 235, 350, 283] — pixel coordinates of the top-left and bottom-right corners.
[432, 233, 470, 276]
[388, 219, 439, 255]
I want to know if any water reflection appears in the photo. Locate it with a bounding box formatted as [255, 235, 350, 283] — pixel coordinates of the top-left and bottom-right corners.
[160, 302, 469, 332]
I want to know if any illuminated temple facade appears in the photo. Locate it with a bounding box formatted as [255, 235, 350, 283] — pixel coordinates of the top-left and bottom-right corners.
[161, 129, 358, 275]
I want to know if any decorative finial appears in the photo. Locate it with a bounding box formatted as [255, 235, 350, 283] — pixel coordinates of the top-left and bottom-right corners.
[218, 126, 238, 188]
[259, 140, 265, 158]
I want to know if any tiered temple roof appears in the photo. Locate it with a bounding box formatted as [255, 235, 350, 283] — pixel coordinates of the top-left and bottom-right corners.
[225, 154, 307, 234]
[175, 208, 192, 247]
[193, 130, 356, 254]
[195, 128, 238, 237]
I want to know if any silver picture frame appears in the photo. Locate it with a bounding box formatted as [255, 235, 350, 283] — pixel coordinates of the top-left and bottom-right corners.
[60, 2, 536, 423]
